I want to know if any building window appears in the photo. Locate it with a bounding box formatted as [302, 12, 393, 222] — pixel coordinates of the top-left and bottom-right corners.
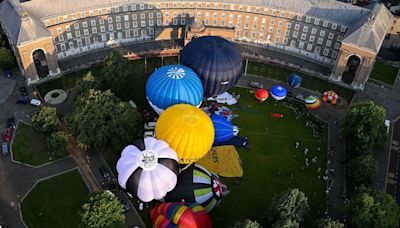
[297, 15, 302, 21]
[117, 23, 122, 29]
[125, 30, 130, 38]
[141, 29, 146, 36]
[108, 17, 113, 23]
[284, 37, 288, 45]
[269, 27, 273, 33]
[301, 33, 307, 40]
[275, 37, 280, 44]
[100, 26, 105, 32]
[99, 19, 104, 25]
[294, 24, 300, 31]
[123, 5, 128, 11]
[303, 26, 308, 32]
[157, 12, 161, 18]
[326, 40, 332, 47]
[63, 16, 68, 22]
[181, 19, 186, 25]
[114, 6, 120, 12]
[82, 22, 88, 28]
[92, 27, 97, 34]
[311, 28, 317, 35]
[149, 28, 154, 35]
[337, 35, 343, 42]
[133, 30, 138, 36]
[290, 40, 296, 46]
[141, 21, 146, 27]
[84, 29, 89, 36]
[132, 14, 137, 20]
[320, 30, 325, 37]
[125, 22, 130, 28]
[81, 12, 85, 18]
[149, 20, 154, 26]
[140, 13, 145, 20]
[75, 31, 81, 37]
[315, 46, 321, 54]
[91, 20, 96, 26]
[306, 17, 311, 23]
[285, 30, 290, 36]
[157, 19, 161, 26]
[89, 10, 94, 16]
[323, 48, 329, 56]
[309, 35, 315, 42]
[58, 35, 64, 41]
[60, 43, 66, 51]
[270, 19, 274, 25]
[98, 9, 102, 15]
[278, 21, 283, 27]
[314, 18, 320, 25]
[307, 43, 313, 51]
[45, 20, 50, 26]
[328, 32, 334, 39]
[101, 34, 107, 42]
[93, 37, 98, 42]
[57, 27, 62, 34]
[77, 39, 82, 47]
[124, 15, 129, 21]
[292, 31, 298, 38]
[140, 4, 144, 10]
[334, 42, 340, 49]
[149, 13, 154, 19]
[332, 23, 337, 30]
[69, 41, 74, 48]
[331, 51, 338, 58]
[287, 22, 292, 29]
[317, 37, 323, 44]
[66, 33, 72, 39]
[277, 29, 282, 35]
[108, 24, 113, 31]
[214, 13, 218, 18]
[298, 41, 304, 49]
[131, 5, 136, 11]
[281, 12, 285, 17]
[106, 8, 111, 14]
[66, 25, 71, 32]
[289, 14, 294, 19]
[116, 16, 121, 22]
[323, 21, 328, 28]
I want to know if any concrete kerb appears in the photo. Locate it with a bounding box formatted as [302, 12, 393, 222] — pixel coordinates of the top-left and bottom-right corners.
[10, 120, 72, 169]
[19, 167, 81, 228]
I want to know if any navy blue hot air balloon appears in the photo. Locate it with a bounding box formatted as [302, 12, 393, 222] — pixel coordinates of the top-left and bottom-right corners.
[210, 114, 239, 143]
[181, 36, 243, 98]
[288, 73, 302, 88]
[146, 65, 204, 115]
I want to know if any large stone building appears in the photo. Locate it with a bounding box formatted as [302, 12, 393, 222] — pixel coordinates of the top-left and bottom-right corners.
[0, 0, 394, 90]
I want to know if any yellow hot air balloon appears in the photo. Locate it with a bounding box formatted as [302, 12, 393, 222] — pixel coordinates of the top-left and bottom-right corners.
[155, 104, 214, 164]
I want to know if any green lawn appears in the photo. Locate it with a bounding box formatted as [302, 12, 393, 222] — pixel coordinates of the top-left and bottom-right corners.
[369, 61, 399, 85]
[12, 122, 66, 166]
[246, 61, 355, 102]
[21, 169, 89, 228]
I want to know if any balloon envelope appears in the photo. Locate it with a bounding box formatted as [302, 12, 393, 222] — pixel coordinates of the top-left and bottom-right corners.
[146, 65, 203, 115]
[323, 90, 338, 104]
[271, 85, 287, 100]
[116, 137, 179, 202]
[288, 73, 302, 88]
[210, 114, 239, 143]
[165, 164, 229, 212]
[181, 36, 243, 98]
[305, 96, 321, 110]
[150, 202, 212, 228]
[155, 104, 215, 164]
[255, 89, 269, 102]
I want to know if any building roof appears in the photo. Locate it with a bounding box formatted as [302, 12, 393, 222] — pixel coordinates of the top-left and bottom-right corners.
[20, 0, 370, 27]
[0, 0, 51, 46]
[342, 4, 393, 53]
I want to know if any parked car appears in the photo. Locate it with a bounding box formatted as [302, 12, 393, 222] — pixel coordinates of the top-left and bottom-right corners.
[7, 116, 15, 129]
[144, 131, 155, 137]
[295, 94, 306, 102]
[121, 200, 131, 212]
[99, 166, 112, 181]
[249, 81, 264, 89]
[30, 98, 41, 106]
[2, 142, 9, 156]
[3, 128, 12, 142]
[19, 87, 28, 96]
[144, 122, 156, 130]
[16, 96, 29, 104]
[128, 100, 137, 109]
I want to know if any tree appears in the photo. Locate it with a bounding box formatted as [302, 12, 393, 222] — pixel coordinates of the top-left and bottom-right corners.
[272, 218, 299, 228]
[346, 191, 400, 228]
[70, 89, 142, 149]
[31, 107, 60, 134]
[317, 218, 344, 228]
[48, 131, 69, 157]
[101, 51, 132, 97]
[0, 47, 15, 68]
[80, 191, 125, 228]
[231, 219, 262, 228]
[75, 71, 101, 97]
[343, 101, 387, 154]
[347, 155, 378, 186]
[267, 188, 309, 225]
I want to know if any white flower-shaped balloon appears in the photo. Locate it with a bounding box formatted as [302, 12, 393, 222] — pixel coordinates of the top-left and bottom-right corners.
[117, 137, 179, 202]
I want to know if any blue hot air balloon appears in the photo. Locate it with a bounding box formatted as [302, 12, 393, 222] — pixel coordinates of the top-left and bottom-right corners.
[146, 65, 204, 115]
[288, 73, 302, 88]
[181, 36, 243, 98]
[271, 85, 287, 100]
[210, 114, 239, 143]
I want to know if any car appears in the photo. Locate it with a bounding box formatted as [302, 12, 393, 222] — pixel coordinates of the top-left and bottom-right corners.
[295, 94, 306, 102]
[249, 81, 264, 89]
[7, 116, 15, 129]
[128, 100, 137, 109]
[2, 142, 9, 156]
[102, 181, 117, 191]
[19, 87, 28, 96]
[144, 131, 155, 137]
[144, 122, 156, 130]
[121, 200, 131, 212]
[16, 96, 29, 104]
[99, 166, 111, 181]
[30, 98, 42, 106]
[3, 128, 12, 142]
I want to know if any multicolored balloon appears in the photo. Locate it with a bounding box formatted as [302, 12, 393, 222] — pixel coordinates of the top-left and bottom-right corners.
[165, 164, 229, 212]
[271, 85, 287, 100]
[181, 36, 243, 98]
[155, 104, 215, 164]
[288, 73, 302, 88]
[146, 65, 204, 115]
[255, 89, 269, 102]
[323, 90, 338, 104]
[116, 137, 179, 202]
[150, 202, 212, 228]
[305, 95, 321, 110]
[210, 114, 239, 143]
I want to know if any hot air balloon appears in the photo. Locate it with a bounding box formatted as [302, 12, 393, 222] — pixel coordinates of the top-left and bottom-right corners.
[155, 104, 215, 164]
[210, 114, 239, 143]
[323, 90, 338, 104]
[255, 89, 269, 102]
[271, 85, 287, 100]
[288, 73, 302, 88]
[181, 36, 243, 98]
[146, 65, 204, 115]
[116, 137, 179, 202]
[305, 95, 321, 110]
[165, 164, 229, 212]
[150, 202, 213, 228]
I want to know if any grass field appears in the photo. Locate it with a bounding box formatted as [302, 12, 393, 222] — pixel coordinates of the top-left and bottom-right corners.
[369, 61, 399, 85]
[11, 123, 59, 166]
[208, 87, 327, 226]
[246, 61, 355, 102]
[21, 169, 89, 228]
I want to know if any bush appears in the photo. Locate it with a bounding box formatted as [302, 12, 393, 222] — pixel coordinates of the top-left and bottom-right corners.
[31, 107, 60, 134]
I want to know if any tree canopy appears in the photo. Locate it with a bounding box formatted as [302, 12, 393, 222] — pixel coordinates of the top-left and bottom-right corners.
[346, 191, 400, 228]
[75, 71, 101, 97]
[347, 155, 377, 186]
[317, 218, 344, 228]
[101, 51, 132, 97]
[70, 89, 142, 149]
[48, 131, 69, 157]
[231, 219, 262, 228]
[342, 101, 387, 153]
[80, 191, 125, 228]
[0, 47, 15, 68]
[31, 107, 60, 134]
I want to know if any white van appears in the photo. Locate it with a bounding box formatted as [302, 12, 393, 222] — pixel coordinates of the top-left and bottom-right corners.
[144, 122, 156, 130]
